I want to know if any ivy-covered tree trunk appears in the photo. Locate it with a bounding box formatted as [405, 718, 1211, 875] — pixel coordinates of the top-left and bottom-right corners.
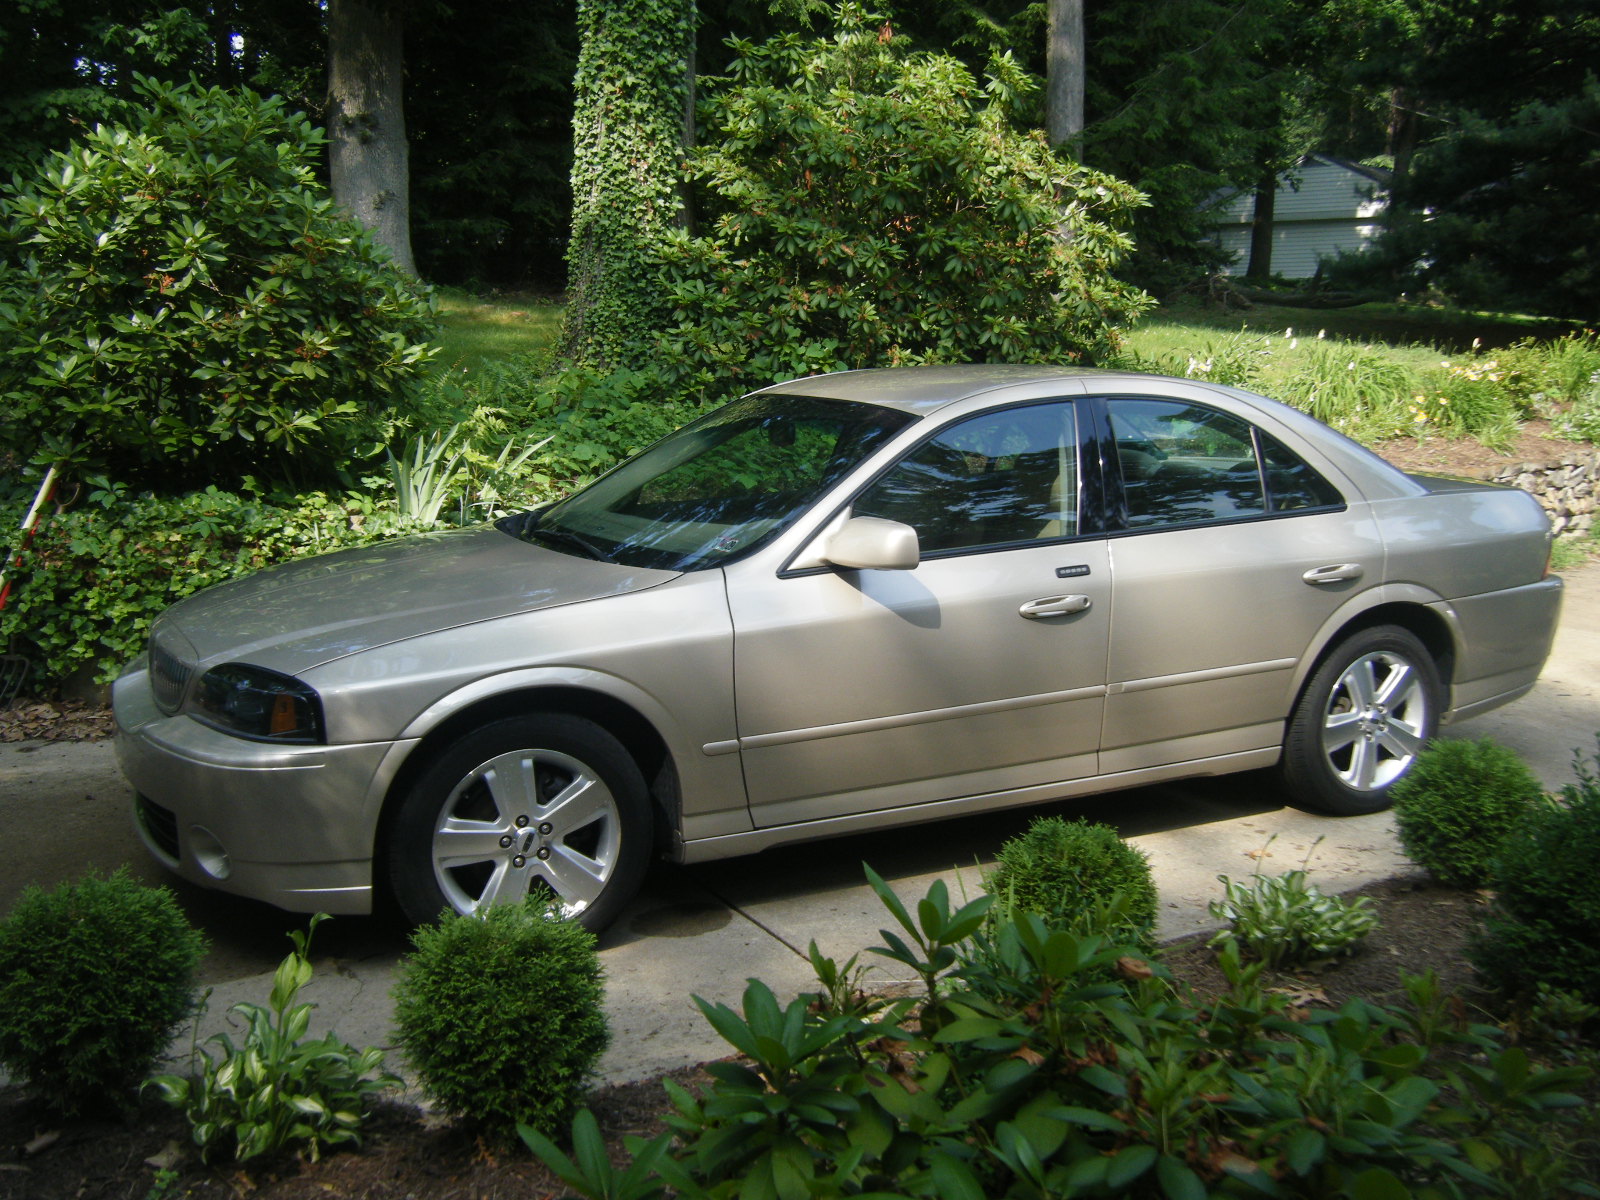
[327, 0, 416, 275]
[560, 0, 696, 369]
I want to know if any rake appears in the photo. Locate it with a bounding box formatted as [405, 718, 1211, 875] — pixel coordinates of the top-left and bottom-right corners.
[0, 464, 60, 706]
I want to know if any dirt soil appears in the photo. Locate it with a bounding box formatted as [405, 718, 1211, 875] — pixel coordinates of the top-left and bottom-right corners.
[6, 877, 1592, 1200]
[1372, 419, 1594, 479]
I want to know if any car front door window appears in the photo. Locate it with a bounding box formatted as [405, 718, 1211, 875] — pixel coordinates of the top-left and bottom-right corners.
[853, 402, 1080, 552]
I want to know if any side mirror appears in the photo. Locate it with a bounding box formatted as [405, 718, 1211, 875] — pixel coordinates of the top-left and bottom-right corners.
[823, 516, 919, 571]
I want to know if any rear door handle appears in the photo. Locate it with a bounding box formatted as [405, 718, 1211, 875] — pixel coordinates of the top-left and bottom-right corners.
[1019, 594, 1092, 619]
[1303, 563, 1364, 585]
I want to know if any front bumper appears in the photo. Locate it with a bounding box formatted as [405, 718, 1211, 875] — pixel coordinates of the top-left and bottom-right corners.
[113, 663, 397, 915]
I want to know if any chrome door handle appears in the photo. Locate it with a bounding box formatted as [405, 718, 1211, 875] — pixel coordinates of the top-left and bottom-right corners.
[1019, 594, 1092, 619]
[1303, 563, 1364, 585]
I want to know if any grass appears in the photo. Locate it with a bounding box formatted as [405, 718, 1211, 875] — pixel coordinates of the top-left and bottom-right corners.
[432, 287, 563, 375]
[1552, 529, 1600, 572]
[1120, 309, 1600, 451]
[1145, 295, 1586, 353]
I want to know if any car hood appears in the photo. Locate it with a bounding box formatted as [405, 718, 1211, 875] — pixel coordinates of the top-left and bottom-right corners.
[156, 526, 681, 674]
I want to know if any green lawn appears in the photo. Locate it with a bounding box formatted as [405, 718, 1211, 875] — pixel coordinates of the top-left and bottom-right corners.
[1134, 295, 1584, 353]
[432, 288, 564, 374]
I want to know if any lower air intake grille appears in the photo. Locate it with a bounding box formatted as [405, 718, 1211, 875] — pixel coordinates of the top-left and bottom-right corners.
[136, 795, 180, 861]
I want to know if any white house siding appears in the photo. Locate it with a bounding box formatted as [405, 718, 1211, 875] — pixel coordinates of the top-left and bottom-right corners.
[1213, 156, 1389, 279]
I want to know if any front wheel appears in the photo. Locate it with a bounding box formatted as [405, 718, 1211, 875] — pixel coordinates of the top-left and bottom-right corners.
[386, 714, 651, 931]
[1280, 625, 1440, 815]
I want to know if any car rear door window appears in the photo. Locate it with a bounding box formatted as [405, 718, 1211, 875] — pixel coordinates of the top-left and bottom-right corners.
[1107, 398, 1342, 530]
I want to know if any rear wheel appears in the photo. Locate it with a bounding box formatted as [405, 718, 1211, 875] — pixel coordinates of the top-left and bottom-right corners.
[387, 714, 651, 931]
[1281, 625, 1439, 815]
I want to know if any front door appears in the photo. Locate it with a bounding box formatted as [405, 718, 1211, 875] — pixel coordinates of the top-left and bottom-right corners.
[726, 399, 1113, 828]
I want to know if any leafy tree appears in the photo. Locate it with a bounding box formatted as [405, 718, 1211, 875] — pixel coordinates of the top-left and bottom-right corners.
[651, 5, 1151, 399]
[1388, 83, 1600, 318]
[0, 77, 438, 491]
[1079, 0, 1297, 290]
[560, 0, 696, 368]
[1305, 0, 1600, 316]
[0, 1, 324, 179]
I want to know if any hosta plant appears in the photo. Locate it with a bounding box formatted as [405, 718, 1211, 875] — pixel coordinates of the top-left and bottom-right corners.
[1208, 868, 1378, 967]
[148, 915, 398, 1163]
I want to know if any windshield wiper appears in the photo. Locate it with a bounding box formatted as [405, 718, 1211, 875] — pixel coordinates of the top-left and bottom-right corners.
[523, 522, 606, 561]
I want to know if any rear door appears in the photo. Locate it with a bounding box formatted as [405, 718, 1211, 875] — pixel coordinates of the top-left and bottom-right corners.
[1094, 394, 1384, 772]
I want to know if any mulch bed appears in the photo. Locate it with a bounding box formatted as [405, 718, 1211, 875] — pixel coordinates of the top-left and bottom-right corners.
[0, 700, 115, 744]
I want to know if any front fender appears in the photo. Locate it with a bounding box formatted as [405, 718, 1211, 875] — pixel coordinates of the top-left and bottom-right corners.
[362, 665, 752, 847]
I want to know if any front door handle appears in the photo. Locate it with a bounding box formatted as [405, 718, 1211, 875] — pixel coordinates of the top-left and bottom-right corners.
[1019, 594, 1092, 619]
[1303, 563, 1364, 585]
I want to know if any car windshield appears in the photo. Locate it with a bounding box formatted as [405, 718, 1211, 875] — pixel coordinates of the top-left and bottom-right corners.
[501, 393, 914, 571]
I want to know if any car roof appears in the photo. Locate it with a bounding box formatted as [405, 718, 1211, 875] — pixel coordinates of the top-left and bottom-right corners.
[756, 364, 1115, 414]
[754, 364, 1426, 501]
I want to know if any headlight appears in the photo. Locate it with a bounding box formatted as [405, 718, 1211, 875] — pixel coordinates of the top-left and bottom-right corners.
[192, 664, 325, 744]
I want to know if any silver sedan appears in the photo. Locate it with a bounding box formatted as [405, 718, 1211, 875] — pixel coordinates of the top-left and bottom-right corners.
[114, 366, 1562, 930]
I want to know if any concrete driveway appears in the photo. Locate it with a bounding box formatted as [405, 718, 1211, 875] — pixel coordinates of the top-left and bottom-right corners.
[2, 563, 1596, 1086]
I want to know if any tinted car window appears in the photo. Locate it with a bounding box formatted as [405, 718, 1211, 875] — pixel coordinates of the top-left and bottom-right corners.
[519, 394, 913, 570]
[854, 402, 1078, 553]
[1110, 399, 1266, 529]
[1261, 432, 1344, 511]
[1108, 399, 1344, 529]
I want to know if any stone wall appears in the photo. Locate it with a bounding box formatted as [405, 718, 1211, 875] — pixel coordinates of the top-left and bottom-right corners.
[1486, 452, 1599, 537]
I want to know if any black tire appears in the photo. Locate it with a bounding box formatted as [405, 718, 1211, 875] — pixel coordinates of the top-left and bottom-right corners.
[386, 714, 651, 931]
[1280, 624, 1440, 816]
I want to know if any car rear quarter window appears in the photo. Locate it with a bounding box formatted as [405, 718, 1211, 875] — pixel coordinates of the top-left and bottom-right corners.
[1259, 431, 1344, 511]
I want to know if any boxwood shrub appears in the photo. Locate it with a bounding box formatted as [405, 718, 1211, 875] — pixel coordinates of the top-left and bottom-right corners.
[1471, 739, 1600, 1003]
[1391, 737, 1546, 888]
[0, 869, 206, 1115]
[392, 902, 609, 1138]
[985, 815, 1158, 940]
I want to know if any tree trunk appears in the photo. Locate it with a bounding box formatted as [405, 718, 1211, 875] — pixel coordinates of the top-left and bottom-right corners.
[1387, 85, 1419, 185]
[327, 0, 415, 275]
[1245, 169, 1276, 281]
[212, 1, 236, 85]
[1046, 0, 1085, 152]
